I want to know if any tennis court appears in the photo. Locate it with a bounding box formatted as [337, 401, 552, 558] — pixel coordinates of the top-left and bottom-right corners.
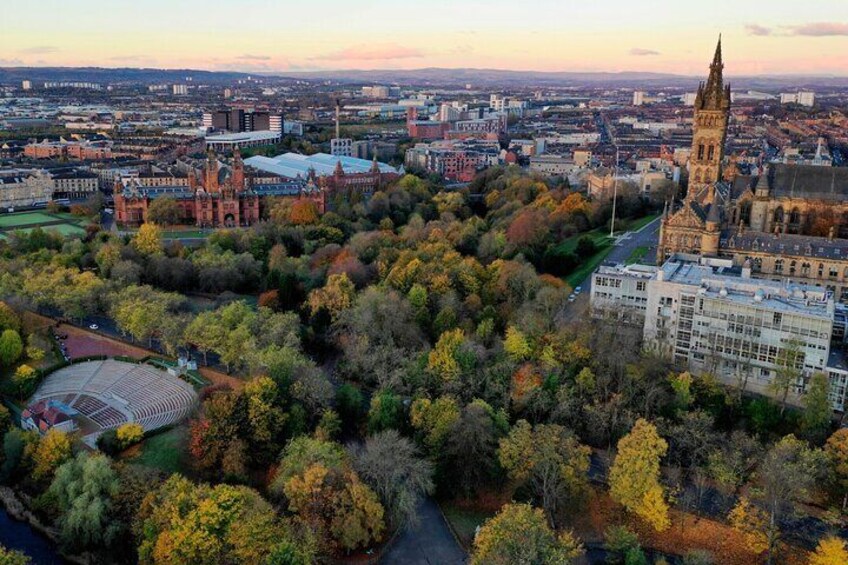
[0, 211, 90, 240]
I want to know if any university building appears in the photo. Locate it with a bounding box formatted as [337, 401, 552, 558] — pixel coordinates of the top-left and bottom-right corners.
[114, 150, 322, 227]
[592, 40, 848, 411]
[591, 255, 848, 411]
[657, 38, 848, 302]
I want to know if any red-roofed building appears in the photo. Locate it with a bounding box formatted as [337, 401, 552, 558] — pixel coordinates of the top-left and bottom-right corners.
[21, 399, 77, 434]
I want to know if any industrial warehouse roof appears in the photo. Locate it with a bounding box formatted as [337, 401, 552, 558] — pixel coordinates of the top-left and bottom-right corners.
[244, 152, 397, 180]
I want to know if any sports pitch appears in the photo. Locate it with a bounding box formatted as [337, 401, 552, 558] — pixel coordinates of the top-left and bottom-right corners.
[0, 211, 89, 239]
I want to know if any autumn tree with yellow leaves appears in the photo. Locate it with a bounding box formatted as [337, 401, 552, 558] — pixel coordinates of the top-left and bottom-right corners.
[498, 420, 590, 528]
[132, 223, 163, 255]
[608, 418, 671, 531]
[33, 428, 72, 483]
[471, 503, 583, 565]
[809, 536, 848, 565]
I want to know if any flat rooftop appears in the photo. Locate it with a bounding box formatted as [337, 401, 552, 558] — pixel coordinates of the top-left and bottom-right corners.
[659, 259, 834, 318]
[595, 263, 658, 279]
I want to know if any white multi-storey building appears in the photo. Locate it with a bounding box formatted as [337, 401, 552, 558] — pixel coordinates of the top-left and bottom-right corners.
[591, 255, 848, 410]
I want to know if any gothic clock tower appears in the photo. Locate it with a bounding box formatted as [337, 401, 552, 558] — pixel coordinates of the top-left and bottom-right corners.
[688, 37, 731, 191]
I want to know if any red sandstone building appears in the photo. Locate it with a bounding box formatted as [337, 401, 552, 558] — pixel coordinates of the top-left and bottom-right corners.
[114, 150, 322, 227]
[115, 149, 400, 227]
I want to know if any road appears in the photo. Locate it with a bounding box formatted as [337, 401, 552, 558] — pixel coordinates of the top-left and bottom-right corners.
[564, 216, 662, 322]
[604, 216, 661, 266]
[380, 498, 466, 565]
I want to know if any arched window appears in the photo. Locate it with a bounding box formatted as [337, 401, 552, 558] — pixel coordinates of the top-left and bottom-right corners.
[790, 260, 797, 276]
[740, 201, 752, 225]
[818, 263, 825, 278]
[801, 262, 811, 277]
[708, 144, 715, 161]
[775, 259, 784, 273]
[773, 207, 784, 224]
[697, 144, 705, 160]
[790, 208, 801, 225]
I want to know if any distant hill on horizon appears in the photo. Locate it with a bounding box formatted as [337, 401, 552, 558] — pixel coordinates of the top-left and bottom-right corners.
[2, 66, 847, 89]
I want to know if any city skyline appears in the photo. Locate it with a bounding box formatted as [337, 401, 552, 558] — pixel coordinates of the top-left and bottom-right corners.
[2, 0, 848, 75]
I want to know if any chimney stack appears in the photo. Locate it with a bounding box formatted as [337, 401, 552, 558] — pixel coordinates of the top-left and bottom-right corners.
[335, 99, 340, 140]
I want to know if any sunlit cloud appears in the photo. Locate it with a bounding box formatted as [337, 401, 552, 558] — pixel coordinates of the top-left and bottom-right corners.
[786, 22, 848, 36]
[312, 43, 426, 61]
[236, 54, 272, 61]
[745, 24, 772, 36]
[629, 48, 660, 56]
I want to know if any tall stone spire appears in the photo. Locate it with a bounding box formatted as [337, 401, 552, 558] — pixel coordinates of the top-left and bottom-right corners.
[689, 37, 731, 189]
[696, 35, 731, 111]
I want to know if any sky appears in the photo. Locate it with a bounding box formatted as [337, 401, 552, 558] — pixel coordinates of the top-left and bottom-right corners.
[2, 0, 847, 75]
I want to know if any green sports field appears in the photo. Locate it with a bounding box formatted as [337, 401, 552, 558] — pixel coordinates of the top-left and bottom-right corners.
[0, 211, 90, 240]
[0, 212, 60, 228]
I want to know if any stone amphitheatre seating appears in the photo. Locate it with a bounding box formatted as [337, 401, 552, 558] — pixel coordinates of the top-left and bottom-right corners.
[31, 360, 198, 439]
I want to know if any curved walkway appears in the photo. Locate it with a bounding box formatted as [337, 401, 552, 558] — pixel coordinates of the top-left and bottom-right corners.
[380, 498, 466, 565]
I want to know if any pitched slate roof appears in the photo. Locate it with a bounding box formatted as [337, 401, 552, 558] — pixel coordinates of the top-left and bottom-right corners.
[722, 228, 847, 261]
[734, 164, 848, 202]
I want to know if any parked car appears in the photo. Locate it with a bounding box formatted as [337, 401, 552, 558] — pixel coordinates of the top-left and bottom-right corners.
[568, 294, 576, 303]
[574, 286, 583, 294]
[89, 324, 99, 330]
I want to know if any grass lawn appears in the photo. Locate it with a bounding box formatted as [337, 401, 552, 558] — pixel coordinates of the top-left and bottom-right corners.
[552, 227, 615, 288]
[626, 245, 650, 265]
[565, 241, 614, 288]
[440, 503, 495, 550]
[161, 230, 212, 239]
[125, 227, 213, 239]
[553, 226, 612, 255]
[125, 426, 189, 475]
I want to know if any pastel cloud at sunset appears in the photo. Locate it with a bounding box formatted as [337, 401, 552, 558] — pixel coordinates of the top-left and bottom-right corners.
[1, 0, 847, 75]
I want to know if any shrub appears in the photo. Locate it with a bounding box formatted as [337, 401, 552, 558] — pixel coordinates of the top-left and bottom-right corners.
[116, 423, 144, 448]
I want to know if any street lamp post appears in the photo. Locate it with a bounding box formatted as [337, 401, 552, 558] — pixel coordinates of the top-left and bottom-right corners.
[610, 146, 619, 238]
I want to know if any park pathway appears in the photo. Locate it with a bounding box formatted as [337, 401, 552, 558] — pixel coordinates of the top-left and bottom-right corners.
[380, 498, 467, 564]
